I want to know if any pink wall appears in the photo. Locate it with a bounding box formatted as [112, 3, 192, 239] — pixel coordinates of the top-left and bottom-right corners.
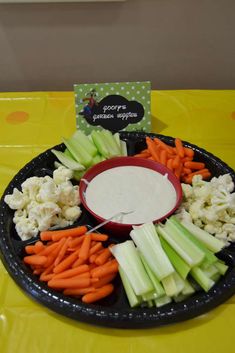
[0, 0, 234, 91]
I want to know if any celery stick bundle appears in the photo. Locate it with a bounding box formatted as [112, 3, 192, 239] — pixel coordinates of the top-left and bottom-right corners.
[52, 129, 127, 180]
[110, 217, 228, 308]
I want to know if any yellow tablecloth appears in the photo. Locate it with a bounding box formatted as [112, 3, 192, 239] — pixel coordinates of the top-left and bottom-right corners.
[0, 90, 235, 353]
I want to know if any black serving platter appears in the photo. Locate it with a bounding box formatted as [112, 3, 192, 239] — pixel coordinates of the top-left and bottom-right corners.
[1, 131, 235, 329]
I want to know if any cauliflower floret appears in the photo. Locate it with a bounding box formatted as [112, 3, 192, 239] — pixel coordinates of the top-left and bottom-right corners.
[15, 218, 38, 240]
[13, 209, 27, 224]
[28, 201, 61, 231]
[4, 188, 29, 210]
[211, 174, 234, 193]
[222, 223, 235, 234]
[188, 200, 205, 220]
[181, 183, 193, 200]
[193, 183, 212, 202]
[204, 222, 222, 235]
[61, 205, 82, 222]
[175, 208, 192, 223]
[58, 182, 80, 207]
[191, 174, 206, 187]
[36, 178, 59, 203]
[201, 207, 220, 223]
[53, 166, 73, 185]
[21, 176, 44, 200]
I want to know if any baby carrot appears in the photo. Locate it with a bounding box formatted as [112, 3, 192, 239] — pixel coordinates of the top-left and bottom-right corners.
[184, 161, 205, 170]
[25, 245, 37, 255]
[44, 237, 67, 267]
[182, 167, 192, 175]
[184, 170, 211, 184]
[39, 242, 60, 256]
[48, 277, 91, 289]
[134, 152, 150, 158]
[33, 268, 44, 275]
[39, 264, 54, 281]
[72, 257, 86, 268]
[79, 234, 91, 260]
[172, 155, 181, 169]
[69, 235, 85, 248]
[53, 249, 79, 274]
[24, 255, 47, 266]
[175, 138, 185, 158]
[153, 138, 173, 154]
[95, 248, 112, 266]
[51, 226, 87, 242]
[34, 241, 45, 254]
[54, 237, 71, 266]
[53, 264, 89, 280]
[89, 233, 108, 242]
[166, 158, 173, 171]
[40, 273, 54, 282]
[89, 242, 103, 256]
[184, 147, 194, 158]
[63, 287, 96, 296]
[174, 161, 183, 179]
[40, 231, 53, 241]
[91, 262, 119, 279]
[82, 284, 114, 304]
[159, 149, 167, 166]
[146, 137, 160, 162]
[93, 274, 117, 289]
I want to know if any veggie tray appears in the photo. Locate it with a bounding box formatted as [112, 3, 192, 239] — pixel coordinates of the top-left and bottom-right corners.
[1, 131, 235, 329]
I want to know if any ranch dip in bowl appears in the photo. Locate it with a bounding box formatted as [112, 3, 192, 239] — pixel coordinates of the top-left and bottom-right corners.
[79, 157, 182, 236]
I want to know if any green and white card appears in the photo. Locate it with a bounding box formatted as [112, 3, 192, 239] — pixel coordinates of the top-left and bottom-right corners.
[74, 81, 151, 133]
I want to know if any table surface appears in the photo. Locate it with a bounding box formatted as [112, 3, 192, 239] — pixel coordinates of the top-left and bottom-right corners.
[0, 90, 235, 353]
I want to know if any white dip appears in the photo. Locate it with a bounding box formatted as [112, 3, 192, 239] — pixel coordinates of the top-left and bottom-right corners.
[85, 166, 177, 224]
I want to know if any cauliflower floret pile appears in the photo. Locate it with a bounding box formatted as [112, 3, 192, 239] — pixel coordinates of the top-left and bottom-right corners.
[4, 166, 82, 240]
[176, 174, 235, 246]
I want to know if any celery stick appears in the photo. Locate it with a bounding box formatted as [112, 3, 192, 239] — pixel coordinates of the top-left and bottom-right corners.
[173, 294, 190, 303]
[63, 137, 92, 167]
[147, 300, 154, 308]
[90, 130, 110, 158]
[72, 130, 98, 157]
[54, 161, 63, 169]
[214, 261, 229, 275]
[165, 219, 205, 266]
[170, 217, 218, 265]
[190, 267, 215, 292]
[73, 170, 86, 181]
[154, 295, 172, 308]
[119, 267, 141, 308]
[161, 274, 178, 297]
[202, 264, 219, 279]
[172, 272, 186, 294]
[64, 148, 74, 159]
[211, 273, 221, 283]
[113, 132, 121, 150]
[142, 291, 158, 301]
[157, 225, 204, 267]
[100, 130, 121, 156]
[51, 149, 85, 171]
[90, 154, 103, 166]
[182, 279, 195, 295]
[130, 223, 174, 280]
[110, 241, 154, 296]
[120, 140, 128, 156]
[140, 253, 165, 298]
[180, 219, 224, 253]
[160, 236, 190, 279]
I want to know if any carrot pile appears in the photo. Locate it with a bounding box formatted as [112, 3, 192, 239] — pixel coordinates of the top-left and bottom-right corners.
[23, 225, 118, 304]
[134, 137, 211, 184]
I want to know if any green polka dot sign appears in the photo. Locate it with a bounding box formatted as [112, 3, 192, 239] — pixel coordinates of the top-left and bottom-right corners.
[74, 81, 151, 134]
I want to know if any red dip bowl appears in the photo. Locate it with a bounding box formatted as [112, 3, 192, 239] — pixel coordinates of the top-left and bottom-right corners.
[79, 156, 182, 237]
